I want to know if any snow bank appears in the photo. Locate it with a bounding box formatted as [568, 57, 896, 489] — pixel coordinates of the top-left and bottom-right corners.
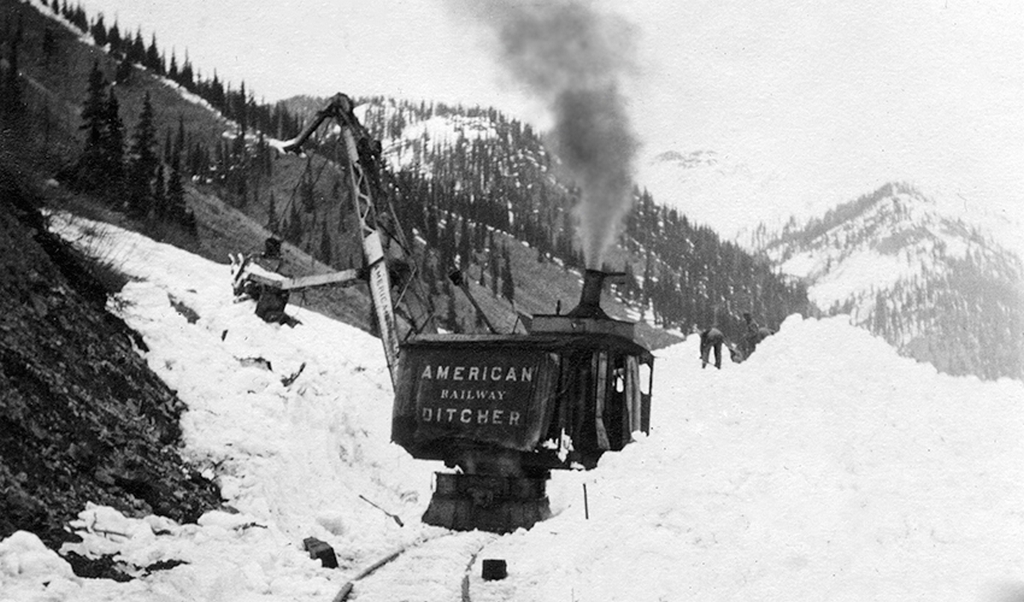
[3, 215, 1021, 601]
[485, 314, 1024, 601]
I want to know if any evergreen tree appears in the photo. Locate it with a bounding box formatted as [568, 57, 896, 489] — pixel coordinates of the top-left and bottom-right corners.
[114, 57, 132, 83]
[173, 115, 186, 169]
[126, 92, 158, 218]
[445, 293, 459, 332]
[237, 81, 248, 134]
[129, 30, 145, 64]
[90, 14, 107, 47]
[163, 128, 173, 165]
[489, 250, 500, 296]
[145, 34, 161, 73]
[166, 154, 186, 224]
[283, 202, 303, 245]
[152, 164, 166, 220]
[72, 61, 110, 192]
[179, 55, 194, 90]
[101, 88, 125, 193]
[458, 218, 471, 270]
[266, 192, 278, 232]
[501, 244, 515, 303]
[107, 20, 121, 54]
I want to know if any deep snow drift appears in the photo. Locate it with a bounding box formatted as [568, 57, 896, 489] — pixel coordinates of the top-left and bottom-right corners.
[2, 214, 1022, 602]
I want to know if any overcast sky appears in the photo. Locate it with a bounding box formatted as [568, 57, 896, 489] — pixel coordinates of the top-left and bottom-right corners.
[79, 0, 1023, 233]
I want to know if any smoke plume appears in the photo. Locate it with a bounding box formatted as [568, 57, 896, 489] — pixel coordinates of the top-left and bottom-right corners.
[456, 0, 639, 269]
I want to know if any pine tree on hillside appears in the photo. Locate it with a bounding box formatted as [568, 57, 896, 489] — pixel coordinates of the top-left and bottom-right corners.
[266, 192, 278, 232]
[458, 218, 471, 271]
[107, 20, 121, 54]
[152, 163, 166, 219]
[114, 56, 132, 84]
[70, 5, 88, 32]
[162, 128, 173, 165]
[126, 92, 158, 218]
[165, 154, 186, 224]
[283, 202, 303, 245]
[101, 88, 125, 193]
[489, 250, 500, 296]
[501, 244, 515, 303]
[145, 34, 162, 74]
[72, 61, 112, 192]
[237, 81, 248, 134]
[129, 30, 144, 65]
[90, 14, 107, 47]
[445, 293, 459, 332]
[179, 56, 194, 91]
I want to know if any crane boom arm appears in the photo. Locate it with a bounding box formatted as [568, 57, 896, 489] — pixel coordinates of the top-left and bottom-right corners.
[282, 93, 401, 385]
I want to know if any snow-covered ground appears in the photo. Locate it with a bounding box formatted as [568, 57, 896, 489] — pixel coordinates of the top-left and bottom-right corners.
[2, 214, 1022, 601]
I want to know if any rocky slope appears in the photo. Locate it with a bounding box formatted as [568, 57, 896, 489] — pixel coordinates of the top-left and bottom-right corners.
[0, 171, 220, 570]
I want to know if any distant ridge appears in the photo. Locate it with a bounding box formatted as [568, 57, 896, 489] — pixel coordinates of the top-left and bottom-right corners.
[760, 182, 1023, 380]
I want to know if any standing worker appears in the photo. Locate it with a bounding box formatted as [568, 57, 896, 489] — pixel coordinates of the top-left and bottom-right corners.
[741, 312, 774, 360]
[699, 327, 724, 369]
[742, 312, 761, 357]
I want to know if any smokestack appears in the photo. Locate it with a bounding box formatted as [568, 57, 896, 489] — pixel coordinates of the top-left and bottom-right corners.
[566, 269, 623, 320]
[528, 268, 634, 338]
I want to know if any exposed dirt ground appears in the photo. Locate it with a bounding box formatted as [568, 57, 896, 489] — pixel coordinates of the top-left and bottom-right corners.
[0, 170, 221, 577]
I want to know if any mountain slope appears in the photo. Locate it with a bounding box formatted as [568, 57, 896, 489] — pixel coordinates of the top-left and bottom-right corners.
[0, 170, 219, 557]
[4, 0, 809, 353]
[287, 95, 809, 344]
[761, 182, 1024, 380]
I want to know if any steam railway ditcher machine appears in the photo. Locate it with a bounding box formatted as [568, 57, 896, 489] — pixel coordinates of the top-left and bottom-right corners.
[231, 93, 654, 533]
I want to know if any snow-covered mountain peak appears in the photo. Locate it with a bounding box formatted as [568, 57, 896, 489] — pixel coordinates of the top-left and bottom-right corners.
[762, 182, 1023, 381]
[767, 182, 998, 292]
[651, 149, 721, 170]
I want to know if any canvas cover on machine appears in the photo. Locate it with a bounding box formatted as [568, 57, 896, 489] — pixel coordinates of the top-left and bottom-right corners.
[393, 345, 560, 452]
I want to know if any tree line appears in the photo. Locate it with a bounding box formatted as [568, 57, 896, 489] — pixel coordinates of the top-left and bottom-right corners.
[40, 0, 304, 140]
[355, 98, 808, 340]
[66, 61, 195, 232]
[23, 0, 808, 339]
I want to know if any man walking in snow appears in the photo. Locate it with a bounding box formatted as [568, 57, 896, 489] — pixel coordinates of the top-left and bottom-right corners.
[699, 326, 724, 369]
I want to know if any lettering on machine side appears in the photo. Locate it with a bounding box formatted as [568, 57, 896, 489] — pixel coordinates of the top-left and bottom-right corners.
[420, 364, 534, 383]
[421, 407, 521, 426]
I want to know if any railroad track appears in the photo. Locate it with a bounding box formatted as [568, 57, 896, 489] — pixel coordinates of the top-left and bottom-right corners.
[333, 530, 501, 602]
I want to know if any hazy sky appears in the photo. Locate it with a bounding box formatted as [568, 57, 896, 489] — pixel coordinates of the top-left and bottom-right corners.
[77, 0, 1023, 233]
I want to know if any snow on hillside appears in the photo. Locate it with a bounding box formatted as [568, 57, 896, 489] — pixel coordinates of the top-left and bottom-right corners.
[353, 103, 498, 175]
[771, 186, 1002, 310]
[2, 215, 1022, 601]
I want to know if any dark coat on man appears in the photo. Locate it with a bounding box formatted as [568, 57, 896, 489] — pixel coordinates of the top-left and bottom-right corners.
[699, 327, 724, 369]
